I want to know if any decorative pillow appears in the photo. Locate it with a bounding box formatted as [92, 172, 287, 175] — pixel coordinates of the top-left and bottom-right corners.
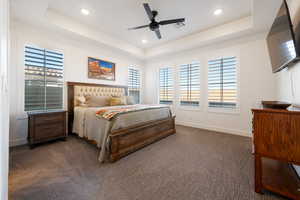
[126, 96, 135, 105]
[75, 96, 87, 106]
[110, 96, 127, 106]
[85, 96, 110, 107]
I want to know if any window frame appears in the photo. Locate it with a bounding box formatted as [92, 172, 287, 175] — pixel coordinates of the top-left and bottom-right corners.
[158, 66, 175, 105]
[24, 45, 64, 112]
[207, 54, 240, 114]
[128, 66, 141, 104]
[177, 61, 201, 110]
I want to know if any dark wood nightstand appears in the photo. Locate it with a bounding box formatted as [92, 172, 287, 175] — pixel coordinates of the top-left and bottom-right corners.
[27, 110, 67, 148]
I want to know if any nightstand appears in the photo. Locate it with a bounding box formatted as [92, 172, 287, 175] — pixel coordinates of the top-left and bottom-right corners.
[27, 110, 67, 148]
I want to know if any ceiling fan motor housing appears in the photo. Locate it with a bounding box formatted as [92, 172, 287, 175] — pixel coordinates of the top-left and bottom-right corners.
[150, 10, 159, 31]
[152, 10, 158, 18]
[150, 21, 159, 31]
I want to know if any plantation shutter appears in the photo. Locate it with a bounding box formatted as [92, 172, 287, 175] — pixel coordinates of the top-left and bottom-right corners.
[208, 56, 237, 108]
[25, 46, 64, 111]
[179, 63, 200, 106]
[159, 67, 174, 104]
[128, 68, 140, 104]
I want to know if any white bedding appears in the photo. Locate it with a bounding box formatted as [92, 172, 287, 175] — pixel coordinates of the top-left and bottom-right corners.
[73, 104, 171, 150]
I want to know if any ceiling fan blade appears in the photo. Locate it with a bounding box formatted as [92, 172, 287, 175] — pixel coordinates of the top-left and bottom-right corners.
[143, 3, 154, 20]
[128, 25, 149, 30]
[159, 18, 185, 25]
[155, 29, 162, 39]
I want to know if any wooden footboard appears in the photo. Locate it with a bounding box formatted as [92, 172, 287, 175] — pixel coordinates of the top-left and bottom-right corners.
[108, 116, 176, 162]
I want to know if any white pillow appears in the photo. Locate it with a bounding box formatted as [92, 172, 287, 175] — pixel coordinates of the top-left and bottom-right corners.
[76, 96, 87, 106]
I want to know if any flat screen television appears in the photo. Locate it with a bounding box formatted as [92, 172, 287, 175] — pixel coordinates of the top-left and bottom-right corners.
[266, 0, 300, 73]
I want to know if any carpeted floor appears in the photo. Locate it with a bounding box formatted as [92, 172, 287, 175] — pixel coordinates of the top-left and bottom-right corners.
[9, 125, 286, 200]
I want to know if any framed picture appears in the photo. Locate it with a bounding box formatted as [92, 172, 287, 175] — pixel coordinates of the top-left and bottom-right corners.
[88, 57, 116, 81]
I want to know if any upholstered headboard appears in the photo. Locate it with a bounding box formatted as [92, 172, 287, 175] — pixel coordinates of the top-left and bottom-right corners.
[73, 85, 126, 106]
[67, 82, 128, 133]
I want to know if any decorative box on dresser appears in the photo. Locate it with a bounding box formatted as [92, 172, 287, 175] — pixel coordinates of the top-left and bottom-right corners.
[27, 110, 67, 148]
[252, 107, 300, 200]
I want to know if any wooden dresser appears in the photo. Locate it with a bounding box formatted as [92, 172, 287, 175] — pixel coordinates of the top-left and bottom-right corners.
[28, 110, 67, 148]
[252, 107, 300, 199]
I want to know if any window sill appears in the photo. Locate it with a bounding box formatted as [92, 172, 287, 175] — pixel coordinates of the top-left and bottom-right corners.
[207, 107, 240, 115]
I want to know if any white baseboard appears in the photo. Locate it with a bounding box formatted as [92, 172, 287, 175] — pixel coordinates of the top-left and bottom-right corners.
[10, 138, 27, 147]
[176, 120, 251, 138]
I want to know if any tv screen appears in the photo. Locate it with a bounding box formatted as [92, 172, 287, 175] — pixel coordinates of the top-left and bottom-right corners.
[267, 0, 298, 73]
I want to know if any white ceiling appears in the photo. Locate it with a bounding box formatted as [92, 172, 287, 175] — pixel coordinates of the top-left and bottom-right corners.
[10, 0, 283, 59]
[48, 0, 251, 48]
[12, 0, 251, 48]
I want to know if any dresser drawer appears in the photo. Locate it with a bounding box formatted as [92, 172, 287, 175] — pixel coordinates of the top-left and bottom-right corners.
[34, 113, 65, 125]
[34, 123, 65, 141]
[253, 112, 300, 163]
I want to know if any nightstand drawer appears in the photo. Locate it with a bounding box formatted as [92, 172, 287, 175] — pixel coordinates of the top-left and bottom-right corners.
[34, 123, 65, 141]
[34, 113, 65, 125]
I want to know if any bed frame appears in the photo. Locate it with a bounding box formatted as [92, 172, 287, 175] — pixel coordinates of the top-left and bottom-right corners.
[67, 82, 176, 162]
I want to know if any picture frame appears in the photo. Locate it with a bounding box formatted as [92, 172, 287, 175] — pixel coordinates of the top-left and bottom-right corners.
[88, 57, 116, 81]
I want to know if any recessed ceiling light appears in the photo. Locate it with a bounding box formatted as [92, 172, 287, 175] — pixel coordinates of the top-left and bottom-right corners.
[214, 9, 223, 16]
[81, 8, 90, 16]
[142, 39, 148, 44]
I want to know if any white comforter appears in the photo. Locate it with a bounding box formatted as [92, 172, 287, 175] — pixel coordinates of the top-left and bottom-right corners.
[73, 104, 171, 162]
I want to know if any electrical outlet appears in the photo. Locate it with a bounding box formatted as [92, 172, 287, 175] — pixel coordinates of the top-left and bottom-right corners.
[16, 114, 28, 120]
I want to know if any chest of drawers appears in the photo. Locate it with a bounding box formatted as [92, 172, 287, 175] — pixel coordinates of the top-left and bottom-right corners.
[252, 108, 300, 199]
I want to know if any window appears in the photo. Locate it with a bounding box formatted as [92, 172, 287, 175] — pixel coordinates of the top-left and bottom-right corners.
[208, 56, 237, 108]
[25, 46, 64, 111]
[128, 67, 141, 104]
[179, 63, 200, 106]
[159, 67, 174, 104]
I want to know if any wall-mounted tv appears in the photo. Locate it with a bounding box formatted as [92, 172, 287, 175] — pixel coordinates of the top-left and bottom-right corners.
[266, 0, 300, 73]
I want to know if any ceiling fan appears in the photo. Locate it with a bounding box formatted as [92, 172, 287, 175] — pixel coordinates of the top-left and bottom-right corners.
[128, 3, 185, 39]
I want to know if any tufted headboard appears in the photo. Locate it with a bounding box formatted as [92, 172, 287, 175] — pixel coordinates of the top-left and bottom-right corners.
[67, 82, 128, 133]
[73, 85, 126, 106]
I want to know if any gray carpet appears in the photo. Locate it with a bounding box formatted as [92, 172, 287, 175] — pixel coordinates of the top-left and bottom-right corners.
[9, 125, 286, 200]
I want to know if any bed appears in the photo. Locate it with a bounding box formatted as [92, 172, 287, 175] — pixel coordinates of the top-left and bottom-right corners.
[67, 82, 176, 162]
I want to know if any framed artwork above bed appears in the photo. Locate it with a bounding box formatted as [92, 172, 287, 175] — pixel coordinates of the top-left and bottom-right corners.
[88, 57, 115, 81]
